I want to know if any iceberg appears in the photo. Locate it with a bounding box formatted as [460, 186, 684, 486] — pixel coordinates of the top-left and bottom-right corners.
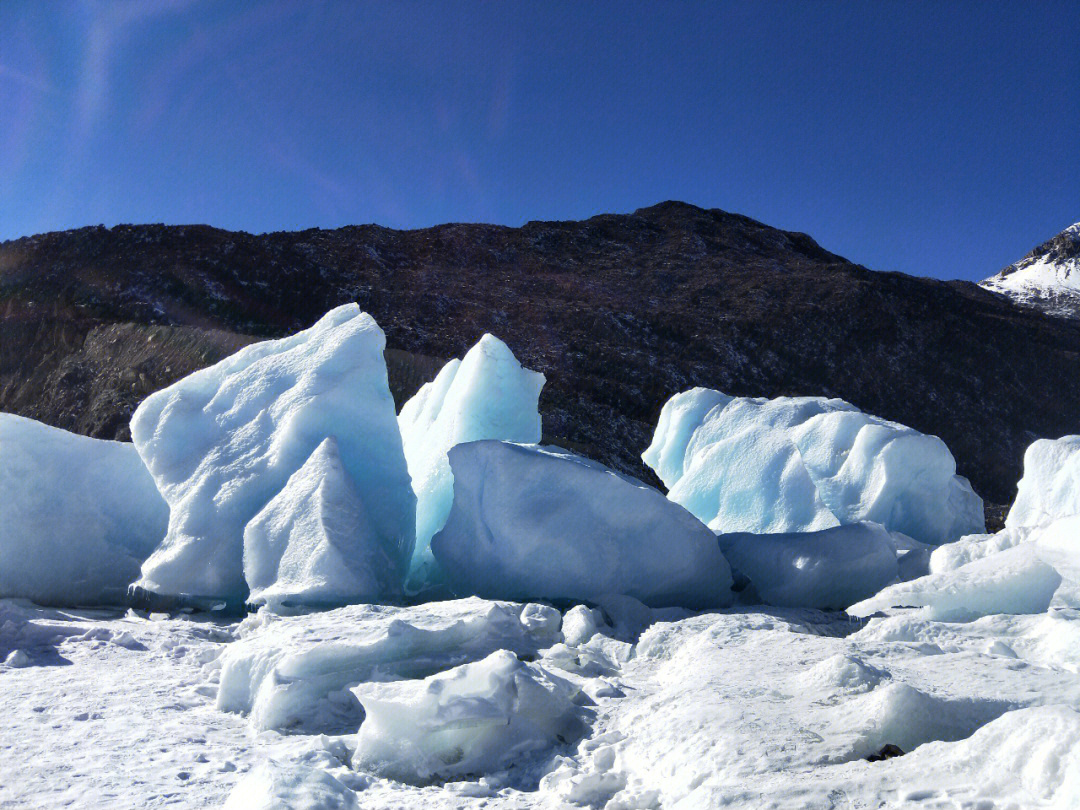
[643, 389, 984, 545]
[129, 304, 415, 608]
[717, 522, 899, 609]
[923, 435, 1080, 611]
[352, 650, 588, 784]
[1006, 435, 1080, 529]
[430, 441, 733, 609]
[243, 438, 405, 609]
[0, 414, 168, 606]
[398, 334, 543, 593]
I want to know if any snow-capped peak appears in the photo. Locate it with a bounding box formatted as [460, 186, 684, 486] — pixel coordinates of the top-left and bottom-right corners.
[980, 222, 1080, 318]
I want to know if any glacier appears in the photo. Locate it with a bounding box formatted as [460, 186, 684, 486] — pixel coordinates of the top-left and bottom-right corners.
[243, 438, 405, 610]
[129, 304, 415, 609]
[0, 414, 168, 606]
[643, 388, 985, 545]
[398, 334, 543, 594]
[430, 440, 733, 608]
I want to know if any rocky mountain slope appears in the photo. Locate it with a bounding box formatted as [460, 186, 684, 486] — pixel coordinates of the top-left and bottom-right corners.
[3, 201, 1079, 507]
[981, 222, 1080, 318]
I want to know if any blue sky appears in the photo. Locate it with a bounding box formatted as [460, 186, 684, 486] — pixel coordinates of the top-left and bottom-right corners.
[1, 1, 1076, 281]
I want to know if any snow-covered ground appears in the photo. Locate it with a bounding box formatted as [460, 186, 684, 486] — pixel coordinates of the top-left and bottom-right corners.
[5, 594, 1080, 809]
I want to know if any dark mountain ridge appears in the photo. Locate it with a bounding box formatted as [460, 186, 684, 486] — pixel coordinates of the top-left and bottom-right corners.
[3, 201, 1079, 507]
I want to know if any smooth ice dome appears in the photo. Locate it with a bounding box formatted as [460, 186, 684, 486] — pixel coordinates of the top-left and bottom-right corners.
[222, 761, 357, 810]
[130, 304, 415, 607]
[717, 522, 899, 609]
[643, 388, 984, 545]
[1006, 435, 1080, 529]
[398, 334, 543, 592]
[0, 414, 168, 606]
[431, 441, 733, 609]
[847, 544, 1062, 621]
[243, 438, 404, 609]
[352, 649, 588, 784]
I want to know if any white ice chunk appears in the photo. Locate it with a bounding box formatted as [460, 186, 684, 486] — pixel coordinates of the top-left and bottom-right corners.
[643, 389, 984, 545]
[4, 649, 31, 668]
[561, 605, 605, 646]
[1025, 516, 1080, 608]
[718, 522, 899, 609]
[217, 598, 559, 733]
[929, 528, 1026, 574]
[398, 334, 543, 593]
[352, 649, 587, 784]
[222, 761, 357, 810]
[431, 441, 733, 609]
[0, 414, 168, 606]
[243, 438, 404, 609]
[847, 544, 1062, 621]
[927, 516, 1080, 609]
[130, 304, 414, 607]
[1007, 435, 1080, 529]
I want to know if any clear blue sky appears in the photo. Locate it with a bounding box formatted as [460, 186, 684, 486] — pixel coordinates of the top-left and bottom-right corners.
[1, 1, 1077, 280]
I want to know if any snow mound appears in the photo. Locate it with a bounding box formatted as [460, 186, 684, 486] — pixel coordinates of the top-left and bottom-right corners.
[217, 598, 561, 733]
[243, 438, 404, 609]
[0, 414, 168, 606]
[222, 761, 357, 810]
[797, 653, 887, 693]
[398, 334, 543, 594]
[836, 682, 1008, 762]
[888, 705, 1080, 808]
[643, 389, 984, 545]
[131, 304, 415, 608]
[847, 544, 1062, 621]
[718, 522, 899, 609]
[352, 649, 588, 784]
[430, 441, 733, 609]
[1007, 435, 1080, 529]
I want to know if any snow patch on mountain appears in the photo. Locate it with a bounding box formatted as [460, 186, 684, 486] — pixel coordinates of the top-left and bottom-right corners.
[980, 222, 1080, 318]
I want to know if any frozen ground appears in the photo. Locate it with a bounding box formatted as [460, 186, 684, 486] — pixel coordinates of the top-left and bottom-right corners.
[4, 595, 1080, 809]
